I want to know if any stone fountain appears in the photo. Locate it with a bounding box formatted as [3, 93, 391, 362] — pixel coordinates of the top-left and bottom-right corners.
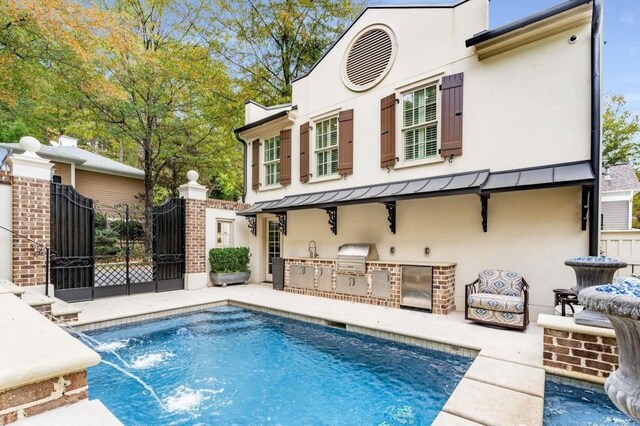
[564, 256, 627, 328]
[579, 278, 640, 423]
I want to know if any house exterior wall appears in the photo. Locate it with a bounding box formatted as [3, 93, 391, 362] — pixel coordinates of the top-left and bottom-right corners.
[205, 205, 251, 277]
[239, 0, 593, 318]
[51, 162, 71, 185]
[0, 175, 11, 281]
[246, 186, 587, 319]
[243, 1, 591, 199]
[74, 169, 144, 207]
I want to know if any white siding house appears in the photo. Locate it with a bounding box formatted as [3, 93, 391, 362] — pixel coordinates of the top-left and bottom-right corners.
[601, 164, 640, 230]
[235, 0, 602, 320]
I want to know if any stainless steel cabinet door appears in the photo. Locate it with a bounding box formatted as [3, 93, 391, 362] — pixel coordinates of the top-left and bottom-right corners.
[290, 265, 314, 289]
[351, 275, 368, 296]
[371, 271, 391, 298]
[335, 275, 351, 294]
[317, 267, 333, 291]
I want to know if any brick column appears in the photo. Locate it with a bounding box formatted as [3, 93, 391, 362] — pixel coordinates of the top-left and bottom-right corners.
[178, 170, 208, 290]
[432, 264, 456, 315]
[7, 137, 53, 287]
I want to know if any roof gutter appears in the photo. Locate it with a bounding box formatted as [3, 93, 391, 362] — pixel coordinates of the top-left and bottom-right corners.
[234, 130, 248, 203]
[589, 0, 603, 256]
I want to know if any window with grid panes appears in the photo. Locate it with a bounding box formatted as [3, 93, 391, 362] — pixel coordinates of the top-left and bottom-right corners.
[263, 135, 280, 186]
[402, 84, 438, 162]
[315, 117, 338, 177]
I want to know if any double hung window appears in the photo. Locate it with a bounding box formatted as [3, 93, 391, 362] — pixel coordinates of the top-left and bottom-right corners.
[263, 135, 280, 186]
[402, 84, 438, 162]
[315, 117, 338, 178]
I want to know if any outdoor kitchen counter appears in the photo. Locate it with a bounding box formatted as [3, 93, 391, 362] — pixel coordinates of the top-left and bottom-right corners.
[282, 258, 457, 315]
[283, 257, 456, 267]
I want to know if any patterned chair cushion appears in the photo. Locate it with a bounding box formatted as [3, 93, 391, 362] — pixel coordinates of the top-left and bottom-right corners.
[467, 307, 525, 327]
[477, 269, 523, 297]
[467, 293, 525, 314]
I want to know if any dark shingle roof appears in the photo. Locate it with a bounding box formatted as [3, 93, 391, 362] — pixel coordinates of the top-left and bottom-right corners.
[602, 164, 640, 192]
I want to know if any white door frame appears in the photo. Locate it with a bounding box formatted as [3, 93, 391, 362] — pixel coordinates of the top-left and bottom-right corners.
[265, 217, 282, 282]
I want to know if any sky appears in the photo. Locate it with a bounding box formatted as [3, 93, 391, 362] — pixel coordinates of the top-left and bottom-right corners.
[377, 0, 640, 115]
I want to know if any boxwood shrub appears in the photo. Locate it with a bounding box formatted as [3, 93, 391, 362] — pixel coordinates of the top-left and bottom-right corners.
[209, 247, 250, 273]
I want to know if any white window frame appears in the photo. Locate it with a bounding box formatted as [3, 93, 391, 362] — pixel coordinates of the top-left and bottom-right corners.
[312, 115, 339, 179]
[397, 79, 442, 167]
[262, 135, 280, 188]
[216, 219, 234, 248]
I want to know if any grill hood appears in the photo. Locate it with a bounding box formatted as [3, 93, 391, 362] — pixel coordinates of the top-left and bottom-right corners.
[337, 244, 379, 260]
[336, 244, 379, 274]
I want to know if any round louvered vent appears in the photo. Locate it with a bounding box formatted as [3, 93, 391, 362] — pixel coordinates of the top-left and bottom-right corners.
[342, 25, 396, 92]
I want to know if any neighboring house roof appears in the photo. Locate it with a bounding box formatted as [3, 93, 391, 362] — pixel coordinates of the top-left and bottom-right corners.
[602, 164, 640, 193]
[0, 143, 145, 179]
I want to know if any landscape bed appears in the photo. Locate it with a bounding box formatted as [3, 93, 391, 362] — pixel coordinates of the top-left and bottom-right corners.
[81, 306, 472, 425]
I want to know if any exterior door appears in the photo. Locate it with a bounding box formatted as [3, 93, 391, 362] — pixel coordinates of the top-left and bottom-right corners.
[265, 218, 281, 282]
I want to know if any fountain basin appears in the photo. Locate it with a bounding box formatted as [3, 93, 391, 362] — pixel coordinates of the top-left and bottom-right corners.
[565, 256, 627, 328]
[579, 278, 640, 423]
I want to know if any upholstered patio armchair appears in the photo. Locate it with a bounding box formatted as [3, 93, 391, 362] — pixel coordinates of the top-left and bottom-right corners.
[465, 269, 530, 330]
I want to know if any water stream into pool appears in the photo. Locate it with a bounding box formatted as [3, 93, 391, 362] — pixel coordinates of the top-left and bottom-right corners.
[76, 306, 472, 425]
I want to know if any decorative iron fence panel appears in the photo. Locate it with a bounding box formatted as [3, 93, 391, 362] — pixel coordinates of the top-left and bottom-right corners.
[50, 183, 95, 302]
[153, 198, 185, 292]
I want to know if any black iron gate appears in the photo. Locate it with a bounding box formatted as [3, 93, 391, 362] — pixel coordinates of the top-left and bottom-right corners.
[50, 183, 186, 302]
[50, 183, 94, 302]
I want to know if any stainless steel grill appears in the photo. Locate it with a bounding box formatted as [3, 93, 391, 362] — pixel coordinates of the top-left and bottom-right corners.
[336, 243, 379, 274]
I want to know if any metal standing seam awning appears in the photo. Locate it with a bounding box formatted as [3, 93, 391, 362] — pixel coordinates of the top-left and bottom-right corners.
[239, 161, 595, 236]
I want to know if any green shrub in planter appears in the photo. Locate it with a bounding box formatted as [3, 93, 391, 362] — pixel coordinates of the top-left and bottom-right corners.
[209, 247, 250, 273]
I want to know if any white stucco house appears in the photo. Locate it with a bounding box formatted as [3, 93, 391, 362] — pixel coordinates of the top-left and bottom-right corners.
[233, 0, 603, 321]
[601, 164, 640, 230]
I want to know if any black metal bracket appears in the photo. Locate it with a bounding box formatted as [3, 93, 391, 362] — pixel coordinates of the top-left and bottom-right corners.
[324, 207, 337, 235]
[480, 194, 489, 232]
[383, 202, 397, 234]
[276, 212, 287, 236]
[246, 216, 257, 236]
[582, 186, 590, 231]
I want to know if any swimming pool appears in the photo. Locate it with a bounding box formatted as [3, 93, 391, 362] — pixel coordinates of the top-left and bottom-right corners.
[544, 379, 635, 425]
[83, 306, 472, 425]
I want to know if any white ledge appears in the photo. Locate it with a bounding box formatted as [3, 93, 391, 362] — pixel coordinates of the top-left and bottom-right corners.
[0, 294, 100, 392]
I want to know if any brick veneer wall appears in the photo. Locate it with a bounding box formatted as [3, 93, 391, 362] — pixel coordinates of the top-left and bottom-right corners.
[185, 199, 207, 274]
[205, 199, 250, 211]
[185, 198, 250, 274]
[283, 259, 457, 315]
[0, 371, 87, 424]
[543, 328, 618, 379]
[432, 265, 456, 315]
[0, 172, 11, 184]
[12, 177, 50, 287]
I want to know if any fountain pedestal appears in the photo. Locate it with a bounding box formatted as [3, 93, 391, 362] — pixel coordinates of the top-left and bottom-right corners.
[579, 278, 640, 423]
[564, 257, 627, 328]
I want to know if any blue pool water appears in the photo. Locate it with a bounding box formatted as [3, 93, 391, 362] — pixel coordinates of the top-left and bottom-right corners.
[544, 379, 637, 425]
[84, 306, 472, 425]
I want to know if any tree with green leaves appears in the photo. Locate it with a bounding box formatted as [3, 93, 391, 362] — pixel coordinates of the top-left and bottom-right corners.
[603, 94, 640, 166]
[199, 0, 363, 104]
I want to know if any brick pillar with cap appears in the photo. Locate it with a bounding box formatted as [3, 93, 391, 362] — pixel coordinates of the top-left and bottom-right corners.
[178, 170, 208, 290]
[7, 137, 53, 287]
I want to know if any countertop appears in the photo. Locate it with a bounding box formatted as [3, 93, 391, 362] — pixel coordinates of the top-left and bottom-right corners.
[283, 257, 456, 267]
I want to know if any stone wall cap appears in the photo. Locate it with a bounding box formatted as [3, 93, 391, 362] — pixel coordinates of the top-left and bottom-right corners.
[0, 293, 100, 392]
[537, 313, 616, 338]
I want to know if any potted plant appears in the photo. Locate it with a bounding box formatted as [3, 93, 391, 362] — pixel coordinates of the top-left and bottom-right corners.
[209, 247, 250, 287]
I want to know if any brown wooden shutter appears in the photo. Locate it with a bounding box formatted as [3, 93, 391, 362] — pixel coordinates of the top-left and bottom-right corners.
[251, 139, 260, 191]
[299, 122, 310, 183]
[440, 72, 464, 157]
[279, 129, 291, 185]
[338, 109, 354, 175]
[380, 94, 396, 168]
